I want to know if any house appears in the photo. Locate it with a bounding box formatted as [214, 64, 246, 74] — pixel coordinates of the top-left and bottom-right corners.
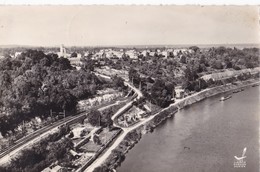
[175, 86, 185, 99]
[52, 166, 66, 172]
[149, 52, 156, 57]
[70, 126, 88, 138]
[69, 149, 82, 159]
[125, 50, 138, 59]
[15, 52, 22, 58]
[68, 57, 82, 68]
[161, 51, 168, 58]
[42, 165, 67, 172]
[84, 51, 90, 57]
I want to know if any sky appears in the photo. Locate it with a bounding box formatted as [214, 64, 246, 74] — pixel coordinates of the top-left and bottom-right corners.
[0, 6, 259, 46]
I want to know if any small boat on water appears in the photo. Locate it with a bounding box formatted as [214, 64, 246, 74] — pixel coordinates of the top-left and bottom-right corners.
[233, 88, 244, 93]
[220, 95, 232, 101]
[252, 84, 259, 87]
[233, 90, 240, 93]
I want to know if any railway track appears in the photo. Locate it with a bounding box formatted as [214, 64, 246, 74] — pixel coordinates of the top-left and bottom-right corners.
[0, 97, 135, 162]
[0, 73, 139, 164]
[0, 110, 88, 160]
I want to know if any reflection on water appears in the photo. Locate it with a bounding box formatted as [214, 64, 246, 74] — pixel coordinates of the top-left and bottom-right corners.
[118, 87, 259, 172]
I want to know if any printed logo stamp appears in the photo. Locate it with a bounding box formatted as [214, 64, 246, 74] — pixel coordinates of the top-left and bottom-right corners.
[234, 147, 247, 168]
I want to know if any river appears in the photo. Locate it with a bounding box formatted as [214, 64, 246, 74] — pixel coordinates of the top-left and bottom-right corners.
[118, 86, 259, 172]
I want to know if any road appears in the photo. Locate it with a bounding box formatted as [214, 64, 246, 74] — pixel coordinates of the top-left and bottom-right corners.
[85, 80, 260, 172]
[83, 73, 145, 172]
[111, 101, 133, 122]
[83, 84, 225, 171]
[85, 131, 128, 172]
[123, 82, 143, 99]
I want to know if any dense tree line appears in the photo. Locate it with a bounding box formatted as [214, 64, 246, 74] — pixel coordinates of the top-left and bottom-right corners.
[109, 46, 259, 82]
[149, 79, 174, 108]
[125, 47, 259, 107]
[206, 47, 259, 70]
[181, 66, 208, 92]
[0, 50, 106, 136]
[128, 68, 175, 108]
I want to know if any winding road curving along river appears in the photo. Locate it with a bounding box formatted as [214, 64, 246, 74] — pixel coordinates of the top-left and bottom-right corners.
[117, 86, 259, 172]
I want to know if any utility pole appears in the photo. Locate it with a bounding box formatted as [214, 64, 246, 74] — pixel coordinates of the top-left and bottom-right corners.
[64, 109, 66, 119]
[100, 114, 101, 127]
[50, 109, 52, 118]
[22, 120, 25, 133]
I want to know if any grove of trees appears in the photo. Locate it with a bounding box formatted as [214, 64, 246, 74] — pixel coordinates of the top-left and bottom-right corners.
[0, 50, 106, 136]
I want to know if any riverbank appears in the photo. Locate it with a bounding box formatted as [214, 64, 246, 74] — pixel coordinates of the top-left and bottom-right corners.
[99, 78, 259, 171]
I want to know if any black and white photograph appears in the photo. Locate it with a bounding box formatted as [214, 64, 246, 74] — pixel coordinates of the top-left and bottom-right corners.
[0, 4, 259, 172]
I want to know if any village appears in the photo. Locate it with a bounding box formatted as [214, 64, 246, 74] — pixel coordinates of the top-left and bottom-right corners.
[0, 42, 259, 172]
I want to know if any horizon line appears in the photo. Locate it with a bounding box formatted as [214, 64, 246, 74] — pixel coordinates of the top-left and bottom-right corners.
[0, 43, 259, 48]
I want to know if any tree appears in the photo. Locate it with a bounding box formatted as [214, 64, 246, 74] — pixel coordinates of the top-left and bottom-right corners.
[233, 65, 241, 70]
[10, 148, 45, 169]
[0, 71, 12, 88]
[0, 57, 12, 70]
[225, 60, 233, 68]
[112, 149, 125, 165]
[0, 49, 107, 135]
[189, 46, 200, 53]
[212, 60, 223, 69]
[80, 57, 95, 71]
[71, 52, 77, 58]
[215, 46, 227, 55]
[93, 135, 102, 145]
[0, 166, 9, 172]
[182, 80, 194, 91]
[198, 78, 208, 89]
[206, 78, 215, 87]
[245, 61, 254, 68]
[180, 55, 187, 64]
[199, 55, 206, 64]
[93, 165, 109, 172]
[48, 138, 73, 160]
[151, 79, 173, 107]
[101, 109, 113, 127]
[122, 53, 130, 61]
[88, 109, 102, 127]
[128, 67, 140, 86]
[184, 66, 198, 81]
[111, 75, 125, 90]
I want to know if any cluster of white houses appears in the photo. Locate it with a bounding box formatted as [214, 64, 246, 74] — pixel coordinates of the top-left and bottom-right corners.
[83, 48, 194, 60]
[6, 45, 195, 70]
[55, 44, 194, 59]
[53, 45, 195, 69]
[9, 44, 195, 61]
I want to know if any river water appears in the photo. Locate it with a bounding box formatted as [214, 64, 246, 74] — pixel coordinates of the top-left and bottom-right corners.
[118, 86, 259, 172]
